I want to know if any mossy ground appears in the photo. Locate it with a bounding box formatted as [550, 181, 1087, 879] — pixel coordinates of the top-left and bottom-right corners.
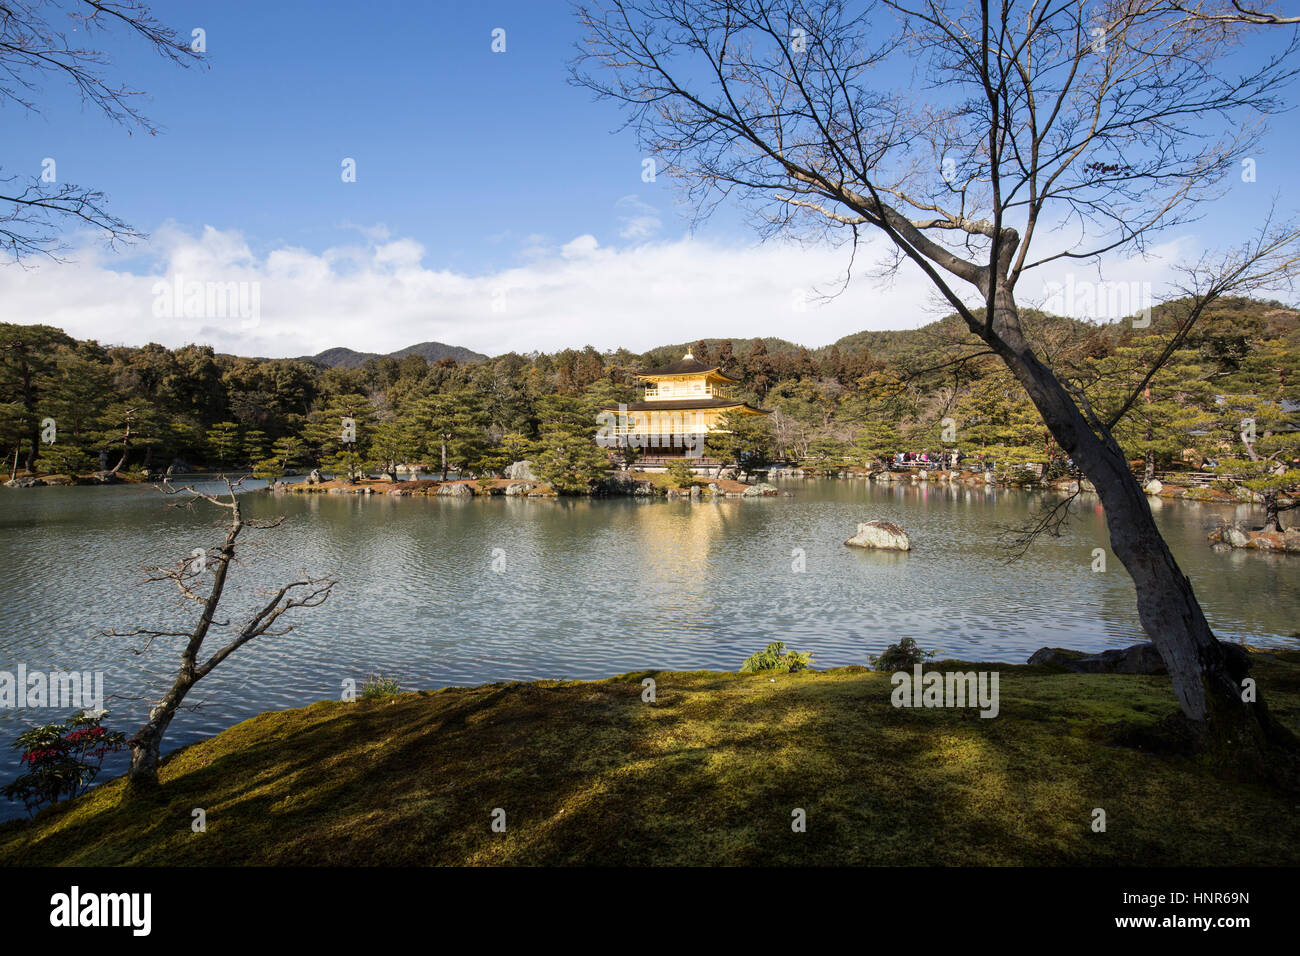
[2, 651, 1298, 866]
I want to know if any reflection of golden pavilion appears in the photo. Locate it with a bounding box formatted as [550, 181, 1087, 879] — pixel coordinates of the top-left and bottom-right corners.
[601, 352, 770, 459]
[628, 495, 733, 599]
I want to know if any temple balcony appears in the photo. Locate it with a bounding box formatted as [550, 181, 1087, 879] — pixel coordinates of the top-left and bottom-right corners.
[643, 384, 717, 400]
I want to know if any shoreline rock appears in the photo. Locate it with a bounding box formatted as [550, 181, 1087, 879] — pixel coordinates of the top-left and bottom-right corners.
[1208, 522, 1300, 553]
[1028, 644, 1167, 674]
[505, 460, 537, 481]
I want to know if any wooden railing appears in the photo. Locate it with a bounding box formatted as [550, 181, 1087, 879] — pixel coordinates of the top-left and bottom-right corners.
[1152, 471, 1247, 486]
[642, 385, 716, 400]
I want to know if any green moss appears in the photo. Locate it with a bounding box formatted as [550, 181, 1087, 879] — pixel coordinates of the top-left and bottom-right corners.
[1, 654, 1298, 866]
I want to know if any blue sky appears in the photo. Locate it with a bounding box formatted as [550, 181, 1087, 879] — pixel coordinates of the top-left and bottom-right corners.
[12, 1, 681, 271]
[3, 1, 1298, 357]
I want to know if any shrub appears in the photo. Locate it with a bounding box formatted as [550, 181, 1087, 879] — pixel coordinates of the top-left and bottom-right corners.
[360, 672, 402, 700]
[869, 636, 938, 671]
[2, 711, 126, 817]
[252, 457, 285, 480]
[532, 427, 612, 494]
[665, 460, 696, 489]
[740, 641, 814, 674]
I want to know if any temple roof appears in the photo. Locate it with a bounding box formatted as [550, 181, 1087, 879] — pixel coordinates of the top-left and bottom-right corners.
[601, 398, 770, 414]
[635, 351, 739, 381]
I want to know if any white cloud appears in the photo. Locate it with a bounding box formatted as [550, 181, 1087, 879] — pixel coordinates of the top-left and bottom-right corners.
[560, 234, 601, 260]
[0, 224, 1199, 358]
[616, 195, 663, 240]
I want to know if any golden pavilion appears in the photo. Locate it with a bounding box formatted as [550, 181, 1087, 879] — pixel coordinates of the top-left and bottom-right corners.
[599, 351, 770, 459]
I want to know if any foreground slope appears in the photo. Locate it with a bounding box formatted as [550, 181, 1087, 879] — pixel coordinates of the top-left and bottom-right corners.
[2, 652, 1298, 866]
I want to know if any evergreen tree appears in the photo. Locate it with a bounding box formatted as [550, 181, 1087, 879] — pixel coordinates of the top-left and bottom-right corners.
[704, 410, 772, 478]
[532, 425, 612, 493]
[205, 421, 242, 469]
[404, 390, 489, 480]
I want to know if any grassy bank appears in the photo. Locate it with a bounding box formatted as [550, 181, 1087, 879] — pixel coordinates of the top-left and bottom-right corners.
[2, 651, 1299, 866]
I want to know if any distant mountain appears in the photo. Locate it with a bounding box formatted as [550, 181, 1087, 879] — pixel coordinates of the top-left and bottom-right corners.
[296, 341, 487, 369]
[643, 336, 807, 364]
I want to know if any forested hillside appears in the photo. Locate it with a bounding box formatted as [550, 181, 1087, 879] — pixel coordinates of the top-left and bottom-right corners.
[294, 342, 488, 369]
[2, 297, 1297, 496]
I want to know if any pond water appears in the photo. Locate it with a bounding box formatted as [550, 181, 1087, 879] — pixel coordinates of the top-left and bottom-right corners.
[0, 477, 1296, 820]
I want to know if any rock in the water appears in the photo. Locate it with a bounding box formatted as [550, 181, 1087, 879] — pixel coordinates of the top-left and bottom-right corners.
[505, 460, 536, 481]
[504, 482, 532, 496]
[844, 520, 911, 551]
[438, 482, 473, 496]
[1143, 478, 1163, 494]
[742, 482, 778, 497]
[306, 468, 323, 485]
[1027, 644, 1166, 674]
[4, 476, 45, 488]
[1210, 521, 1300, 552]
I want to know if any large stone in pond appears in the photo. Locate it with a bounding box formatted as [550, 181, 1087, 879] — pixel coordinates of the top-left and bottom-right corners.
[1224, 525, 1250, 548]
[844, 520, 911, 551]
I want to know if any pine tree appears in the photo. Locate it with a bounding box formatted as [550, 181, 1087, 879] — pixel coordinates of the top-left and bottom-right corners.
[205, 421, 241, 469]
[532, 425, 612, 493]
[704, 410, 772, 478]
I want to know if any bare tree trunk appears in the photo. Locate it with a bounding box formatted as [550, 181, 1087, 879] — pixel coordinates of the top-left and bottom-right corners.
[988, 289, 1289, 761]
[120, 482, 336, 792]
[1262, 493, 1282, 532]
[109, 409, 136, 474]
[127, 679, 191, 787]
[21, 365, 37, 474]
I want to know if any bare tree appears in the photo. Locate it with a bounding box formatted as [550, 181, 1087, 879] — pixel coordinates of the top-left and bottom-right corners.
[1, 0, 201, 261]
[1167, 0, 1298, 25]
[107, 479, 336, 789]
[573, 0, 1300, 760]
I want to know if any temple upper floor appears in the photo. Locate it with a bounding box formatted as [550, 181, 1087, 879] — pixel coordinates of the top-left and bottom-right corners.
[636, 352, 738, 403]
